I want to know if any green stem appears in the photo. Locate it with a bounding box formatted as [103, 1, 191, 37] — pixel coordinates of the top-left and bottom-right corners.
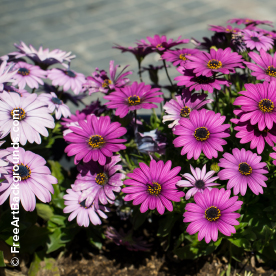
[162, 60, 174, 87]
[138, 61, 143, 83]
[215, 90, 219, 112]
[134, 110, 137, 127]
[31, 88, 36, 93]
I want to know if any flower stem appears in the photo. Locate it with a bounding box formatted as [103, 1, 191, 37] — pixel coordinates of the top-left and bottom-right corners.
[138, 61, 143, 83]
[31, 88, 36, 93]
[162, 60, 174, 87]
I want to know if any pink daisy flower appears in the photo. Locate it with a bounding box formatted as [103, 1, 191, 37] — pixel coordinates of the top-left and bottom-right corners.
[209, 25, 240, 34]
[0, 61, 18, 91]
[2, 85, 30, 97]
[269, 147, 276, 166]
[184, 188, 243, 243]
[61, 110, 86, 136]
[242, 30, 273, 52]
[227, 18, 273, 27]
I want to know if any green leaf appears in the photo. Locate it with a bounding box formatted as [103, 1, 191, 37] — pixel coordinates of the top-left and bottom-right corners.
[28, 252, 43, 276]
[46, 228, 65, 254]
[49, 215, 66, 227]
[48, 160, 64, 185]
[132, 209, 148, 230]
[36, 203, 53, 221]
[174, 244, 201, 260]
[228, 238, 250, 249]
[157, 213, 179, 237]
[0, 251, 6, 267]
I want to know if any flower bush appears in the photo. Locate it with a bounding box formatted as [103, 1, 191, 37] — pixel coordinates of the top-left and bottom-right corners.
[1, 18, 276, 270]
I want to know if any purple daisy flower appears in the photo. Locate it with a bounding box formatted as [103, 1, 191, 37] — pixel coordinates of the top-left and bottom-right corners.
[244, 49, 276, 82]
[0, 61, 18, 91]
[184, 188, 243, 243]
[231, 109, 276, 154]
[177, 164, 220, 200]
[209, 25, 240, 34]
[0, 148, 57, 211]
[242, 30, 273, 52]
[185, 47, 244, 77]
[233, 82, 276, 131]
[218, 148, 268, 195]
[83, 60, 132, 95]
[61, 110, 86, 136]
[12, 61, 46, 89]
[72, 155, 124, 208]
[227, 18, 273, 27]
[113, 44, 154, 61]
[161, 48, 200, 67]
[231, 32, 247, 53]
[64, 115, 127, 165]
[80, 99, 107, 116]
[269, 147, 276, 166]
[63, 187, 108, 227]
[103, 81, 163, 118]
[0, 92, 55, 145]
[163, 89, 213, 128]
[122, 160, 184, 215]
[137, 34, 189, 52]
[47, 66, 86, 95]
[38, 92, 71, 120]
[2, 84, 30, 97]
[175, 68, 230, 93]
[173, 109, 230, 160]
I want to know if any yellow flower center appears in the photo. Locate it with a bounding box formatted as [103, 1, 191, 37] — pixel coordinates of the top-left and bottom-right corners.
[258, 99, 274, 113]
[207, 59, 222, 69]
[95, 172, 108, 185]
[128, 95, 141, 106]
[88, 135, 105, 148]
[147, 182, 161, 196]
[180, 106, 191, 117]
[266, 66, 276, 77]
[102, 79, 112, 88]
[11, 108, 26, 121]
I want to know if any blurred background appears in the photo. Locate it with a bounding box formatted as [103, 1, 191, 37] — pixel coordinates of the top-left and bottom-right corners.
[1, 0, 276, 111]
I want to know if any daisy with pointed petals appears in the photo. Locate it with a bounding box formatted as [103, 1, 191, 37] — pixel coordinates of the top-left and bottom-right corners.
[113, 44, 154, 61]
[244, 49, 276, 82]
[185, 47, 244, 77]
[64, 115, 127, 165]
[209, 25, 240, 34]
[0, 61, 18, 91]
[173, 109, 230, 160]
[0, 148, 57, 211]
[218, 148, 268, 196]
[61, 110, 86, 136]
[47, 67, 86, 95]
[12, 61, 46, 89]
[0, 92, 55, 145]
[227, 18, 273, 27]
[3, 85, 30, 97]
[63, 187, 108, 227]
[242, 30, 273, 52]
[103, 81, 163, 118]
[163, 89, 213, 128]
[184, 188, 243, 243]
[175, 68, 230, 93]
[177, 165, 220, 200]
[233, 82, 276, 131]
[72, 155, 124, 208]
[38, 92, 71, 120]
[123, 160, 184, 215]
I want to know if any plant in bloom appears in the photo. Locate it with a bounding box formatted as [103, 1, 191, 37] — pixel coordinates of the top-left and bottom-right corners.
[184, 188, 243, 243]
[242, 30, 273, 51]
[103, 81, 163, 118]
[0, 92, 55, 145]
[61, 110, 87, 136]
[185, 47, 244, 77]
[177, 164, 220, 200]
[233, 82, 276, 131]
[64, 115, 127, 165]
[0, 61, 18, 91]
[227, 18, 273, 27]
[218, 148, 268, 196]
[122, 160, 184, 215]
[270, 147, 276, 166]
[163, 89, 213, 128]
[209, 25, 240, 33]
[0, 148, 57, 211]
[63, 187, 108, 227]
[173, 109, 230, 160]
[2, 84, 30, 97]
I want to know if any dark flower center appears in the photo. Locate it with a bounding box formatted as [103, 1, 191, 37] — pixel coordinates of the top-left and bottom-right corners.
[10, 108, 26, 121]
[79, 200, 90, 209]
[205, 206, 221, 221]
[18, 163, 31, 180]
[195, 180, 205, 189]
[195, 76, 212, 84]
[238, 162, 252, 176]
[128, 95, 141, 106]
[147, 182, 161, 196]
[156, 43, 163, 49]
[258, 98, 274, 113]
[51, 97, 62, 105]
[251, 36, 260, 42]
[102, 79, 112, 88]
[266, 66, 276, 77]
[88, 135, 105, 148]
[179, 54, 187, 60]
[194, 127, 210, 141]
[65, 70, 76, 78]
[17, 67, 30, 76]
[180, 106, 191, 117]
[95, 172, 108, 185]
[207, 59, 222, 69]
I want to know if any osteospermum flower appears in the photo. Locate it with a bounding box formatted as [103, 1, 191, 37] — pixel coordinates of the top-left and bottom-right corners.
[0, 92, 55, 145]
[184, 188, 243, 243]
[242, 30, 273, 51]
[163, 89, 213, 128]
[175, 68, 230, 93]
[233, 82, 276, 131]
[173, 109, 230, 160]
[209, 25, 240, 34]
[244, 49, 276, 82]
[64, 115, 127, 165]
[122, 160, 184, 215]
[12, 61, 46, 89]
[103, 81, 163, 118]
[227, 18, 273, 27]
[3, 85, 30, 97]
[63, 187, 108, 227]
[270, 147, 276, 166]
[185, 47, 244, 77]
[218, 148, 268, 195]
[72, 155, 124, 207]
[0, 148, 57, 211]
[161, 48, 200, 67]
[47, 66, 86, 95]
[177, 164, 220, 200]
[61, 110, 86, 136]
[0, 61, 18, 91]
[38, 92, 71, 119]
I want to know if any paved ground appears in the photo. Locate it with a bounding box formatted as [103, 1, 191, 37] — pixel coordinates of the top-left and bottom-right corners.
[1, 0, 276, 112]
